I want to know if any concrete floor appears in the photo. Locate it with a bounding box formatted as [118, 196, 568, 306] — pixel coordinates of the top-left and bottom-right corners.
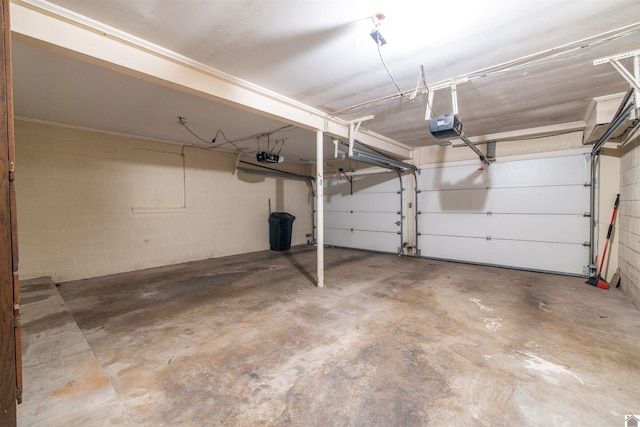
[18, 246, 640, 426]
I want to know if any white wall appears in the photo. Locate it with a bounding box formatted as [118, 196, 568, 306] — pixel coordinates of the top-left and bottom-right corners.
[620, 136, 640, 307]
[15, 120, 312, 282]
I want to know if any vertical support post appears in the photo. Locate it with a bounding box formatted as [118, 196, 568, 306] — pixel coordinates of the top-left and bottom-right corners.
[316, 130, 324, 288]
[451, 83, 458, 115]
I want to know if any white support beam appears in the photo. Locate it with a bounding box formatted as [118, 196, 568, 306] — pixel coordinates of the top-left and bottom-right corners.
[347, 115, 374, 157]
[316, 130, 324, 288]
[593, 49, 640, 65]
[594, 50, 640, 112]
[10, 1, 412, 159]
[609, 59, 640, 93]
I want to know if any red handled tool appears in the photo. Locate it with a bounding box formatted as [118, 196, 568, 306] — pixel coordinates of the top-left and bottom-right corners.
[586, 193, 620, 290]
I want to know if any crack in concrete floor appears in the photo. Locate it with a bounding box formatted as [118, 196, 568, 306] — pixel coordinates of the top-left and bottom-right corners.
[19, 247, 640, 426]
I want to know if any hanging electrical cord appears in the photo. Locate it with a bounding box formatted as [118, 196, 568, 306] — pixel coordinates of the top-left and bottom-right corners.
[178, 117, 213, 144]
[376, 42, 412, 102]
[369, 12, 412, 102]
[178, 117, 296, 154]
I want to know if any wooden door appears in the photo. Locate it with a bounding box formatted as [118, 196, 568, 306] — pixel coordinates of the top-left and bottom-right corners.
[1, 0, 21, 424]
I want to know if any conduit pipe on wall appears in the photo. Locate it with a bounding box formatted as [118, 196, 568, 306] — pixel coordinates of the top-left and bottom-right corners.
[588, 91, 636, 277]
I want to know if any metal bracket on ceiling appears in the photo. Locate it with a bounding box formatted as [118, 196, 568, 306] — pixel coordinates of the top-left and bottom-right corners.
[347, 115, 374, 158]
[232, 152, 242, 175]
[425, 89, 435, 120]
[594, 49, 640, 114]
[425, 78, 467, 120]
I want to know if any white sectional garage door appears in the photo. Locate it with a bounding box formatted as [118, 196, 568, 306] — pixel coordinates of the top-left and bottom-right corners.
[417, 152, 591, 275]
[325, 173, 403, 254]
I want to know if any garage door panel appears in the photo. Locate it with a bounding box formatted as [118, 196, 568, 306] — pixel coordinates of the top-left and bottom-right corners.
[418, 167, 489, 191]
[487, 156, 589, 187]
[486, 186, 589, 214]
[417, 153, 590, 275]
[325, 211, 400, 233]
[421, 235, 587, 275]
[324, 175, 404, 253]
[419, 155, 588, 191]
[420, 188, 490, 212]
[422, 213, 589, 243]
[352, 174, 400, 193]
[421, 185, 589, 215]
[325, 228, 400, 253]
[326, 175, 399, 195]
[325, 179, 353, 197]
[325, 192, 399, 212]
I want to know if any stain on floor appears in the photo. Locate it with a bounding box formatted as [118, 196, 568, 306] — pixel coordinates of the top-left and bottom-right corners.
[19, 247, 640, 426]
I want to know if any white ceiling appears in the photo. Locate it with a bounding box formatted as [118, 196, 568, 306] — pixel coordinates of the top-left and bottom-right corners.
[10, 0, 640, 162]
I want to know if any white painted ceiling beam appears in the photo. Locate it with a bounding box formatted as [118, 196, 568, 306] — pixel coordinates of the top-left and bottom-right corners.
[9, 1, 412, 159]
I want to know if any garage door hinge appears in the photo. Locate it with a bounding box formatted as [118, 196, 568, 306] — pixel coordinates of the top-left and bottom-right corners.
[417, 211, 422, 215]
[583, 212, 591, 217]
[486, 236, 492, 241]
[583, 241, 590, 247]
[584, 182, 591, 187]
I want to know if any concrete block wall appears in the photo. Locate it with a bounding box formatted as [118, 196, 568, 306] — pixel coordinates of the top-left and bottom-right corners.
[620, 135, 640, 307]
[598, 152, 621, 282]
[15, 120, 312, 282]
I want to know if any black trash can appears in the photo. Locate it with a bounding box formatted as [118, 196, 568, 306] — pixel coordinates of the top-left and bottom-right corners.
[268, 212, 295, 251]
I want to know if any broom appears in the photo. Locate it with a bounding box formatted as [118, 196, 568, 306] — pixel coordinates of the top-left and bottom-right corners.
[586, 193, 620, 290]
